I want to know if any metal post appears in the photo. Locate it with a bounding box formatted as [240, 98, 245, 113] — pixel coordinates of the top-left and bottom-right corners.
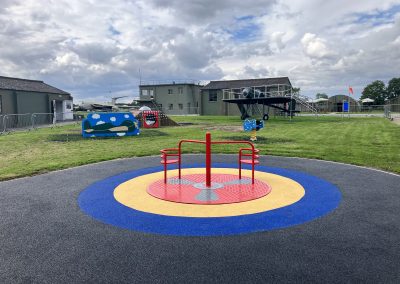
[52, 100, 57, 125]
[290, 88, 293, 120]
[1, 115, 7, 133]
[31, 114, 35, 129]
[205, 132, 211, 187]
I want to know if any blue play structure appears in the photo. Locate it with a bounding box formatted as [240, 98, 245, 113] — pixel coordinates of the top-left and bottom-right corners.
[243, 119, 265, 141]
[243, 119, 264, 131]
[82, 112, 140, 138]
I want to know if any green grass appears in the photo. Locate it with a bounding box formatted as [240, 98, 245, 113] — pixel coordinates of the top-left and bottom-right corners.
[0, 116, 399, 181]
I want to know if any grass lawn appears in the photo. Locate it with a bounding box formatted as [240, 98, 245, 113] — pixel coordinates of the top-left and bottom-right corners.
[0, 115, 399, 180]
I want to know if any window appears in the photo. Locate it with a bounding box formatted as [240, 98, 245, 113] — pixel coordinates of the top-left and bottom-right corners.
[178, 87, 183, 94]
[141, 89, 148, 96]
[66, 102, 72, 109]
[168, 89, 173, 94]
[149, 89, 154, 99]
[178, 103, 183, 110]
[168, 104, 173, 110]
[209, 91, 218, 102]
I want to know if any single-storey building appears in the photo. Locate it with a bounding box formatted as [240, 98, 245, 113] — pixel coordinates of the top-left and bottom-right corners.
[327, 95, 359, 112]
[0, 76, 73, 120]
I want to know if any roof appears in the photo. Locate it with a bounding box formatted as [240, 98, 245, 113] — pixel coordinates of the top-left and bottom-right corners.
[328, 94, 359, 103]
[0, 76, 70, 95]
[310, 98, 329, 103]
[202, 77, 292, 90]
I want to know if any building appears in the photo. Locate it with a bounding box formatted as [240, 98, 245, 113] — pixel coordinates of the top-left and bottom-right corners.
[200, 77, 293, 116]
[138, 81, 202, 115]
[138, 77, 295, 116]
[327, 95, 359, 112]
[0, 76, 73, 120]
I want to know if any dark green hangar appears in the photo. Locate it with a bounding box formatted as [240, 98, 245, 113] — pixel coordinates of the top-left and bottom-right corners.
[0, 76, 73, 120]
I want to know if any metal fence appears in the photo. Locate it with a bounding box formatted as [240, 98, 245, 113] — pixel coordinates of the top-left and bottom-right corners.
[384, 104, 400, 120]
[1, 112, 81, 134]
[297, 103, 400, 117]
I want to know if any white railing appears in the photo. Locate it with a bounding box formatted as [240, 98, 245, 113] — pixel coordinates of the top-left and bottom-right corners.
[222, 86, 292, 100]
[291, 93, 318, 114]
[221, 85, 318, 115]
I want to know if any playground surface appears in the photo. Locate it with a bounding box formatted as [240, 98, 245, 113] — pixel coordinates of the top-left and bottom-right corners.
[0, 155, 399, 283]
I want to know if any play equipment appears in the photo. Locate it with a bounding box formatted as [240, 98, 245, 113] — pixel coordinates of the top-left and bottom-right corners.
[243, 119, 264, 141]
[82, 112, 140, 138]
[160, 132, 259, 186]
[142, 110, 159, 128]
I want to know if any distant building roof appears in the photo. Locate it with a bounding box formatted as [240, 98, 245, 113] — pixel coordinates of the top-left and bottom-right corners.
[328, 94, 358, 102]
[139, 79, 203, 87]
[0, 76, 70, 95]
[202, 77, 292, 90]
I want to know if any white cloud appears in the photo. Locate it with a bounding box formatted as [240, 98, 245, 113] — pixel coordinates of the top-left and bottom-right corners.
[270, 31, 286, 51]
[96, 120, 105, 125]
[301, 33, 335, 59]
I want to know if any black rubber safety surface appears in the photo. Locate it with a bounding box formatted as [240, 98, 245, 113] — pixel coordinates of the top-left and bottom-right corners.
[0, 155, 399, 283]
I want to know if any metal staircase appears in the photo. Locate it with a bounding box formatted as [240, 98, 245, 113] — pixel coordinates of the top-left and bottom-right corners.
[290, 93, 318, 114]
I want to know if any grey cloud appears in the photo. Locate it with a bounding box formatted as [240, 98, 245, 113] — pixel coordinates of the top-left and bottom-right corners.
[168, 32, 220, 69]
[149, 0, 276, 24]
[241, 65, 271, 78]
[68, 42, 120, 64]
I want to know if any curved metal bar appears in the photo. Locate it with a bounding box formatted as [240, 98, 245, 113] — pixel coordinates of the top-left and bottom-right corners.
[175, 134, 257, 185]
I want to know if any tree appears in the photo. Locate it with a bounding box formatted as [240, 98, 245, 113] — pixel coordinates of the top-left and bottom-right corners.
[386, 77, 400, 100]
[315, 93, 328, 99]
[292, 87, 300, 96]
[361, 80, 386, 105]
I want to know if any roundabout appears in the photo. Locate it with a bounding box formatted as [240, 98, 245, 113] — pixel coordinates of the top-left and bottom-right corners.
[78, 164, 341, 236]
[78, 133, 341, 236]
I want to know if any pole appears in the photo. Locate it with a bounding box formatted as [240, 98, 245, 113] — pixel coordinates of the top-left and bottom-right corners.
[348, 94, 351, 118]
[205, 132, 211, 187]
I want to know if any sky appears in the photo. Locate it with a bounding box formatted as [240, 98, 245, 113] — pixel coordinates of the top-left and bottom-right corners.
[1, 0, 400, 103]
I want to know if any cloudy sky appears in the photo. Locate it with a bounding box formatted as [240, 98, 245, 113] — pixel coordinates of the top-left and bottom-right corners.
[1, 0, 400, 102]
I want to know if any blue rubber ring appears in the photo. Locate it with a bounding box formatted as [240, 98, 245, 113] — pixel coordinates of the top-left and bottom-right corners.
[78, 163, 341, 236]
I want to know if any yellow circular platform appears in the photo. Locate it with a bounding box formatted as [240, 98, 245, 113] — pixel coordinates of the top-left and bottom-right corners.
[114, 168, 305, 217]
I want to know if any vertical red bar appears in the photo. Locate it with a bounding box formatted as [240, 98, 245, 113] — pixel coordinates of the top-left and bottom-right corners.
[238, 150, 242, 179]
[178, 147, 181, 179]
[206, 132, 211, 187]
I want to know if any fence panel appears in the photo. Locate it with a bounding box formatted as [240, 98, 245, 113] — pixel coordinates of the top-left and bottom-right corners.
[32, 113, 54, 129]
[2, 114, 32, 133]
[384, 104, 400, 119]
[0, 111, 82, 134]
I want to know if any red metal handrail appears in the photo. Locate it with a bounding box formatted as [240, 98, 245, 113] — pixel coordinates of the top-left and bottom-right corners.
[160, 148, 180, 183]
[175, 133, 258, 186]
[161, 133, 259, 186]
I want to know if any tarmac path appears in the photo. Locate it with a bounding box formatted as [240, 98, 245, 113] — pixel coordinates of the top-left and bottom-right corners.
[0, 155, 399, 283]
